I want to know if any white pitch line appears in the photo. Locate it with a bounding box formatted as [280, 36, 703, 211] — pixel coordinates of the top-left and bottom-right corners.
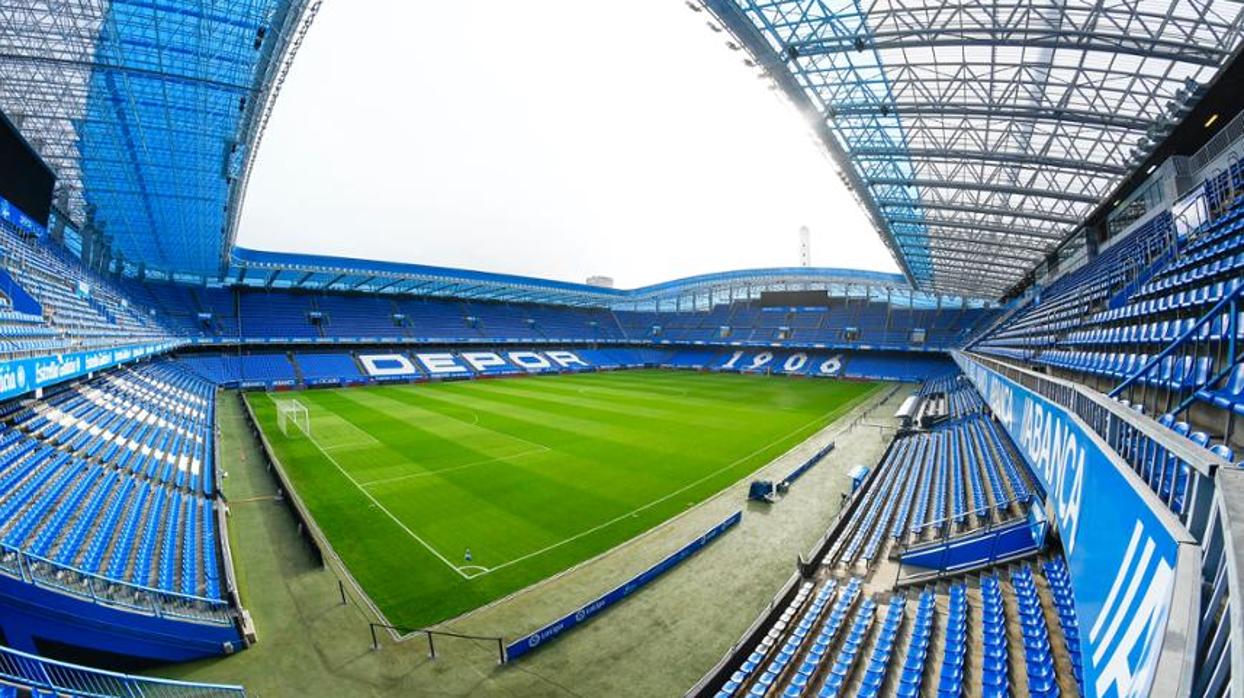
[407, 399, 552, 453]
[459, 565, 491, 579]
[472, 397, 862, 578]
[265, 394, 470, 579]
[356, 445, 550, 488]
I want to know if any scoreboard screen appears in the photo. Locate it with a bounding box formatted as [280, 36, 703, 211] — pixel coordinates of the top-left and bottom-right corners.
[758, 290, 829, 307]
[0, 109, 55, 228]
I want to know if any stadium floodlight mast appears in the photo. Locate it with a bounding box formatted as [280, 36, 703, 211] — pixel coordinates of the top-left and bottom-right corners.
[276, 399, 311, 438]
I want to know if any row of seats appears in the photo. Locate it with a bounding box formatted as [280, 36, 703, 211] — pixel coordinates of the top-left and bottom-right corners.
[131, 284, 629, 343]
[619, 302, 998, 349]
[973, 213, 1172, 359]
[0, 222, 171, 357]
[128, 281, 998, 350]
[171, 347, 961, 387]
[0, 429, 222, 602]
[1111, 403, 1237, 514]
[714, 560, 1080, 698]
[0, 359, 226, 611]
[11, 363, 217, 495]
[976, 194, 1244, 467]
[831, 390, 1031, 568]
[1043, 558, 1084, 693]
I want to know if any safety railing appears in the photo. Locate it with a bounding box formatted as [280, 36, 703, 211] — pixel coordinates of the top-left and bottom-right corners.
[1195, 466, 1244, 698]
[0, 542, 236, 626]
[968, 352, 1222, 538]
[1109, 280, 1244, 420]
[368, 623, 505, 664]
[0, 643, 245, 697]
[890, 496, 1041, 586]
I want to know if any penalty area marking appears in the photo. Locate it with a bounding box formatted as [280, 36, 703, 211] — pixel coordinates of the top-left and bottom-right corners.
[264, 393, 472, 579]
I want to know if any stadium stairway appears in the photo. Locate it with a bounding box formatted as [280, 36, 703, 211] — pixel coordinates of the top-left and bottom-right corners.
[289, 351, 305, 385]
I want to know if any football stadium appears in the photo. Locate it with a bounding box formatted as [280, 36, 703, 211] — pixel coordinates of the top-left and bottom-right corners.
[0, 1, 1242, 697]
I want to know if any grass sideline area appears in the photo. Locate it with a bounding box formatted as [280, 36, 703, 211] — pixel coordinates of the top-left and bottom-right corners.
[246, 370, 879, 629]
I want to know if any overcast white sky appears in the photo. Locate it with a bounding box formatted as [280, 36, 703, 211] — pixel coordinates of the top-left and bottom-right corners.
[236, 0, 898, 289]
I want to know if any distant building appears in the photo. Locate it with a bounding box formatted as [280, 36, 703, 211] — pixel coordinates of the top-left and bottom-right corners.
[586, 275, 614, 288]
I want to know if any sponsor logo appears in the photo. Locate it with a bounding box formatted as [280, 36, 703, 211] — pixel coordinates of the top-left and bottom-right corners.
[415, 352, 468, 374]
[507, 351, 551, 371]
[1016, 398, 1084, 554]
[1089, 522, 1175, 698]
[85, 350, 113, 371]
[0, 364, 26, 395]
[34, 356, 81, 384]
[359, 353, 420, 377]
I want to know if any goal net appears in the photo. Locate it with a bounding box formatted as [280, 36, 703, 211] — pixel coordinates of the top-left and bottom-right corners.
[276, 399, 311, 438]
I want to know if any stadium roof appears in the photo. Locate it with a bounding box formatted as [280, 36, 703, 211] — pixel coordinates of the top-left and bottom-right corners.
[0, 0, 319, 276]
[216, 247, 960, 309]
[701, 0, 1244, 298]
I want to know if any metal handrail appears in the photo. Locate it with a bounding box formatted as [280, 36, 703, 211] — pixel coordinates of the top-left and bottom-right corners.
[964, 351, 1225, 540]
[0, 643, 245, 697]
[0, 542, 234, 625]
[367, 622, 505, 664]
[1109, 281, 1244, 399]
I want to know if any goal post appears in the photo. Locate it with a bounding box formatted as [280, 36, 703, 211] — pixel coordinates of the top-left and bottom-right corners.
[276, 399, 311, 438]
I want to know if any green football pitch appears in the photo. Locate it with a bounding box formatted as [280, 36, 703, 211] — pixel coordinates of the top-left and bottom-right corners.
[245, 369, 881, 629]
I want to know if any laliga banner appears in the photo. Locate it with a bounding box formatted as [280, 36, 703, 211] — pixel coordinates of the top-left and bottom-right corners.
[0, 340, 179, 403]
[505, 511, 741, 662]
[956, 355, 1191, 698]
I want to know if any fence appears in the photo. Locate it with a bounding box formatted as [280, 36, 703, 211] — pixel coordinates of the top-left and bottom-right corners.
[0, 543, 235, 626]
[368, 623, 505, 664]
[0, 644, 245, 697]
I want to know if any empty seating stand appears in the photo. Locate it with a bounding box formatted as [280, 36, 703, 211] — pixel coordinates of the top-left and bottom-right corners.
[0, 359, 227, 609]
[829, 375, 1035, 571]
[0, 221, 171, 357]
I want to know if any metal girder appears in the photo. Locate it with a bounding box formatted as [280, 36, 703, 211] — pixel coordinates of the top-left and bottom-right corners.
[852, 147, 1128, 177]
[0, 0, 318, 277]
[873, 199, 1081, 227]
[900, 248, 1035, 271]
[790, 28, 1226, 67]
[931, 278, 1013, 296]
[900, 248, 1036, 273]
[887, 216, 1064, 243]
[895, 241, 1044, 268]
[930, 277, 1012, 297]
[892, 228, 1054, 256]
[865, 177, 1102, 205]
[829, 102, 1150, 132]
